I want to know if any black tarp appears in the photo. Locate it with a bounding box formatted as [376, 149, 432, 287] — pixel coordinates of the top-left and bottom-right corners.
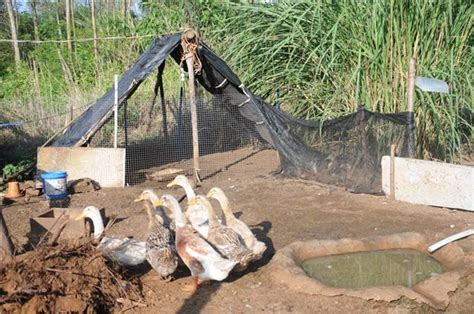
[52, 33, 182, 147]
[51, 32, 411, 193]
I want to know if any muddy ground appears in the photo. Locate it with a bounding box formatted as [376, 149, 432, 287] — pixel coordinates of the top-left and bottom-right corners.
[2, 148, 473, 313]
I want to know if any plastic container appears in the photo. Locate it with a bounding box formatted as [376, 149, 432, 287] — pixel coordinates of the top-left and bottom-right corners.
[41, 171, 68, 199]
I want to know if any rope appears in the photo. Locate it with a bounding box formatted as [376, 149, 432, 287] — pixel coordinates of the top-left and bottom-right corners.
[215, 78, 228, 89]
[180, 30, 202, 74]
[0, 34, 157, 44]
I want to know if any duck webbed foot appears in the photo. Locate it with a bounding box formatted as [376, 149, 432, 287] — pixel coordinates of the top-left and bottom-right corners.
[181, 276, 198, 293]
[162, 275, 175, 283]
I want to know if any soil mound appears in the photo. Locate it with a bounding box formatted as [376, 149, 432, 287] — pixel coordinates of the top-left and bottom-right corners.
[0, 240, 145, 312]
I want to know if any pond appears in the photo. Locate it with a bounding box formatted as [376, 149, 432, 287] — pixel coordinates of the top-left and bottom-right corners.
[302, 249, 443, 289]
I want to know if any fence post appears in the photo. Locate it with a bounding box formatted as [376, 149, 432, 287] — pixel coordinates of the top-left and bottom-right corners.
[114, 74, 118, 149]
[406, 58, 416, 158]
[181, 30, 202, 185]
[390, 144, 397, 200]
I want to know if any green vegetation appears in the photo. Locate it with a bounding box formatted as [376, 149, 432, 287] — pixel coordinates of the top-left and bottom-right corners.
[0, 0, 472, 162]
[2, 159, 33, 181]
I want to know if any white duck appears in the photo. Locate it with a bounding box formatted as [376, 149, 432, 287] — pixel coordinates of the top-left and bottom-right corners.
[167, 175, 210, 238]
[154, 194, 238, 292]
[190, 195, 254, 270]
[75, 206, 146, 266]
[207, 187, 266, 260]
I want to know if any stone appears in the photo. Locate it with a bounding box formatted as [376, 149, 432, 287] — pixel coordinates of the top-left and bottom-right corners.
[25, 188, 41, 197]
[24, 180, 35, 188]
[67, 178, 101, 194]
[145, 168, 188, 182]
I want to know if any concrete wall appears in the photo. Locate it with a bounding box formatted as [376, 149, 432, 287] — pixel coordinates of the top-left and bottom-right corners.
[38, 147, 125, 188]
[381, 156, 473, 211]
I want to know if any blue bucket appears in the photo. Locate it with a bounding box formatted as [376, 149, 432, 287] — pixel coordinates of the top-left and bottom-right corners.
[41, 171, 68, 199]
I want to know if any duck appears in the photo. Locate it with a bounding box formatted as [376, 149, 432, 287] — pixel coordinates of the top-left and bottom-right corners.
[207, 187, 266, 260]
[190, 196, 254, 270]
[167, 175, 210, 238]
[135, 190, 178, 279]
[75, 206, 146, 266]
[154, 194, 238, 292]
[134, 189, 175, 228]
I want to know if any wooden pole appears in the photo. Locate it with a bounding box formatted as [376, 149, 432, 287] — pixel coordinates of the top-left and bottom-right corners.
[407, 57, 416, 158]
[114, 74, 118, 149]
[390, 144, 397, 200]
[0, 210, 13, 262]
[159, 65, 169, 147]
[65, 0, 73, 53]
[124, 100, 128, 149]
[90, 0, 99, 76]
[181, 30, 201, 185]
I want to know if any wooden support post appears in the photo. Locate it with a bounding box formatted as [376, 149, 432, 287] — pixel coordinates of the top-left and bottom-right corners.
[390, 144, 397, 199]
[124, 100, 128, 149]
[406, 58, 416, 158]
[182, 30, 201, 185]
[114, 74, 118, 149]
[159, 66, 169, 147]
[0, 210, 13, 262]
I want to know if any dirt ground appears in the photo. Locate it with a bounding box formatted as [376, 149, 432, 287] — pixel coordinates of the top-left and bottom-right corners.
[2, 147, 473, 313]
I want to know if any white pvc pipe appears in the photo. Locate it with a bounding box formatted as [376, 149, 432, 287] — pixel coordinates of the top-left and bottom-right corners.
[428, 229, 474, 253]
[113, 74, 118, 149]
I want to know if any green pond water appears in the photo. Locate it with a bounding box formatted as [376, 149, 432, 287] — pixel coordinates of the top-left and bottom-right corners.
[301, 249, 443, 289]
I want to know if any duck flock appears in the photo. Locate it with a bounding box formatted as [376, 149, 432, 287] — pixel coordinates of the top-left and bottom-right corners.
[75, 175, 266, 292]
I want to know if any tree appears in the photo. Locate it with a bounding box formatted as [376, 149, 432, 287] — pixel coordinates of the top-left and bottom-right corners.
[30, 0, 40, 42]
[5, 0, 20, 66]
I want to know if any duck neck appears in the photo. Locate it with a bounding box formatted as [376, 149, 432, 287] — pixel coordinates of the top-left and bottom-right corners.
[205, 200, 219, 228]
[218, 195, 237, 224]
[87, 211, 105, 239]
[168, 199, 187, 228]
[144, 201, 157, 230]
[182, 182, 196, 201]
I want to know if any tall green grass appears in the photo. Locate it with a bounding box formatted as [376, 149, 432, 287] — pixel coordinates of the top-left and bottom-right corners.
[211, 0, 473, 160]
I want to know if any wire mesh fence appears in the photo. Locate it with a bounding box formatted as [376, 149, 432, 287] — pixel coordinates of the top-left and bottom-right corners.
[0, 105, 90, 169]
[89, 89, 265, 185]
[1, 83, 412, 193]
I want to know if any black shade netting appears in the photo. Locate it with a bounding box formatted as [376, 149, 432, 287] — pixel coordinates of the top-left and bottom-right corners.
[270, 105, 411, 193]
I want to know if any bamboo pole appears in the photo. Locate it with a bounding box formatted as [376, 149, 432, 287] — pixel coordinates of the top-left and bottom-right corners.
[114, 74, 118, 149]
[406, 58, 416, 158]
[390, 144, 397, 199]
[181, 30, 201, 185]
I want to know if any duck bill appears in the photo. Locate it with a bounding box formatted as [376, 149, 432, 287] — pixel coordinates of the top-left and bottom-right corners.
[166, 179, 177, 188]
[153, 199, 164, 207]
[134, 196, 144, 202]
[75, 212, 86, 221]
[206, 191, 213, 198]
[188, 199, 198, 206]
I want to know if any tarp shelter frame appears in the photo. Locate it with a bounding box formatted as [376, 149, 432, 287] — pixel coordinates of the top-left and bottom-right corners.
[48, 30, 416, 193]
